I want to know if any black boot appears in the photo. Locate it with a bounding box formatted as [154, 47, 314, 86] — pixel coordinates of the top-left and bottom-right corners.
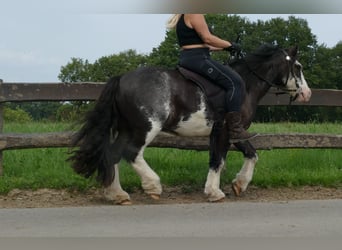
[225, 112, 258, 143]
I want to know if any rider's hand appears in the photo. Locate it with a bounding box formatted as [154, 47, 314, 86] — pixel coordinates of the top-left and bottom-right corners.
[224, 42, 242, 54]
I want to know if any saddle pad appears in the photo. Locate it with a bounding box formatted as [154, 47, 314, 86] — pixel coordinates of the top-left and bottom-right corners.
[177, 66, 226, 112]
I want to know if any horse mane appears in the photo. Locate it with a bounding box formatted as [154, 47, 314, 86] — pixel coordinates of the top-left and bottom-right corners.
[249, 43, 280, 56]
[229, 43, 281, 66]
[244, 43, 282, 65]
[229, 43, 284, 75]
[228, 43, 283, 92]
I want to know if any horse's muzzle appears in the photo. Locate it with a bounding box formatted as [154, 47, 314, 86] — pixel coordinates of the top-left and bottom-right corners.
[295, 86, 312, 103]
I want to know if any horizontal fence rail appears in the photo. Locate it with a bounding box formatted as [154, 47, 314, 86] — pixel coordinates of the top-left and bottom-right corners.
[0, 132, 341, 151]
[1, 82, 342, 106]
[0, 80, 341, 175]
[0, 82, 102, 102]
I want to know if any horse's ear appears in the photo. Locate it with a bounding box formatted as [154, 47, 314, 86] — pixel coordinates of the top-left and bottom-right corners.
[288, 45, 298, 58]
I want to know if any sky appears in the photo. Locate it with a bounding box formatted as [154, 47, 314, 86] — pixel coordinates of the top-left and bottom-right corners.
[1, 5, 342, 82]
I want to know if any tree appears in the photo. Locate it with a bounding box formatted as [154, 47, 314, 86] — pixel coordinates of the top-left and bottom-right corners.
[147, 29, 179, 68]
[7, 102, 61, 121]
[328, 42, 342, 89]
[58, 50, 148, 82]
[58, 58, 93, 82]
[3, 106, 32, 122]
[90, 50, 149, 81]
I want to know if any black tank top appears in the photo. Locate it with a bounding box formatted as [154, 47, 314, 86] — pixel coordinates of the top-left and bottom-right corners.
[176, 15, 204, 47]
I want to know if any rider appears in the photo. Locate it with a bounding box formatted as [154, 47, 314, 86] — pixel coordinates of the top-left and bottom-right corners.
[167, 14, 257, 143]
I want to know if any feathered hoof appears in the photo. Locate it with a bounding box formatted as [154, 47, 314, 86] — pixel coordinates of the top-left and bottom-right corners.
[103, 189, 131, 205]
[205, 190, 226, 202]
[232, 182, 242, 197]
[149, 194, 160, 200]
[209, 197, 225, 203]
[117, 199, 133, 205]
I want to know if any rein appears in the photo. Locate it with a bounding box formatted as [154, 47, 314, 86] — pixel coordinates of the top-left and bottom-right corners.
[238, 49, 300, 104]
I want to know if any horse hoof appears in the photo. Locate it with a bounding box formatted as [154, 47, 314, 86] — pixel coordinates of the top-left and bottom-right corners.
[206, 192, 226, 202]
[117, 199, 133, 205]
[149, 194, 160, 200]
[210, 197, 225, 203]
[232, 182, 241, 196]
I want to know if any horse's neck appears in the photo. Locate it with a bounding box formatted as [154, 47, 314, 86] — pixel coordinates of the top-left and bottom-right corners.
[242, 76, 271, 124]
[237, 63, 271, 105]
[246, 80, 271, 104]
[232, 61, 272, 120]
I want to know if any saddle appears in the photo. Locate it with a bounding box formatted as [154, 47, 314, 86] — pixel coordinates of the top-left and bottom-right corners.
[177, 66, 226, 115]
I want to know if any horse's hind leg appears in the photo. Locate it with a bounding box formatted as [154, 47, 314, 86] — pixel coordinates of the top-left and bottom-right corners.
[104, 163, 132, 205]
[103, 131, 132, 204]
[130, 149, 162, 199]
[124, 123, 162, 199]
[232, 141, 258, 196]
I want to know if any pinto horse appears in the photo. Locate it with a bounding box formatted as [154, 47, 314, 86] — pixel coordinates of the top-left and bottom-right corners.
[69, 44, 311, 204]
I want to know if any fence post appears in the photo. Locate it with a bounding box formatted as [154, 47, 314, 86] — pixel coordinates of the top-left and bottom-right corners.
[0, 79, 3, 176]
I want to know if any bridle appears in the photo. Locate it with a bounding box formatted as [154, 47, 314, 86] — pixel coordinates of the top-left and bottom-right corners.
[233, 49, 302, 104]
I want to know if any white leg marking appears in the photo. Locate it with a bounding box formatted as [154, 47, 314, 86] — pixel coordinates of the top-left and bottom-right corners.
[131, 150, 162, 195]
[233, 155, 258, 192]
[103, 164, 131, 204]
[204, 160, 226, 202]
[131, 119, 162, 195]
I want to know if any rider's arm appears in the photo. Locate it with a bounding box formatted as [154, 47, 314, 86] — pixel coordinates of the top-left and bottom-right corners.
[186, 14, 232, 50]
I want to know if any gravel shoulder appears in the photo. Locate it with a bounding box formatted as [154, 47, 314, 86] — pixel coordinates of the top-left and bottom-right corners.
[1, 185, 342, 208]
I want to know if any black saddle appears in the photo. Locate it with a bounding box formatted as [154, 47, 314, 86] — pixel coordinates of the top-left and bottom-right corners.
[177, 66, 226, 114]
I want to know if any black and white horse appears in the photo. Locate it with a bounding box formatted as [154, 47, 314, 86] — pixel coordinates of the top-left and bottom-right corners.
[69, 44, 311, 204]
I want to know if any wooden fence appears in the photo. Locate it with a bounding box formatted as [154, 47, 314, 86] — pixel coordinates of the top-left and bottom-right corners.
[0, 79, 342, 175]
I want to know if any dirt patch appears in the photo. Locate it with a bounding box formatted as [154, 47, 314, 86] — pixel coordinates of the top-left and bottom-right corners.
[1, 185, 342, 208]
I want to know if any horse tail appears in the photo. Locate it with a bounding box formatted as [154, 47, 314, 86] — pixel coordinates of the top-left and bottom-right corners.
[69, 76, 121, 186]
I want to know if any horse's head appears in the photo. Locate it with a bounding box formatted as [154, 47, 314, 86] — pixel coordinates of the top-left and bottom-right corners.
[246, 44, 312, 103]
[269, 45, 312, 102]
[275, 46, 311, 102]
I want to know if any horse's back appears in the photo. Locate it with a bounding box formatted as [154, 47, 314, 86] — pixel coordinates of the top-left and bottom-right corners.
[116, 66, 212, 136]
[118, 66, 201, 108]
[120, 67, 177, 95]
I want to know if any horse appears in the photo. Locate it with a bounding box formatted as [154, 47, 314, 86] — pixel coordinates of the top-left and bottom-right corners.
[69, 44, 312, 204]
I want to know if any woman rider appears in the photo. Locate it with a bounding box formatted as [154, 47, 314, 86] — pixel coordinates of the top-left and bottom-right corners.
[167, 14, 257, 143]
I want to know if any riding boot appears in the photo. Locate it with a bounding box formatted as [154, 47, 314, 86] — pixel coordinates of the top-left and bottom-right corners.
[225, 112, 258, 143]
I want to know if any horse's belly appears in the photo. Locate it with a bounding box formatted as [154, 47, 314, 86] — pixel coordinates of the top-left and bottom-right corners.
[174, 109, 212, 137]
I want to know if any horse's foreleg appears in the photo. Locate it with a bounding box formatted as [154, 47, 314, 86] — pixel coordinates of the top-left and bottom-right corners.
[232, 141, 258, 196]
[204, 160, 226, 202]
[204, 123, 228, 202]
[104, 164, 132, 205]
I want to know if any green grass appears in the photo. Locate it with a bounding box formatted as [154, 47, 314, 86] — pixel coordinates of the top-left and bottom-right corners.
[0, 122, 341, 194]
[251, 149, 342, 187]
[251, 122, 342, 134]
[4, 121, 74, 133]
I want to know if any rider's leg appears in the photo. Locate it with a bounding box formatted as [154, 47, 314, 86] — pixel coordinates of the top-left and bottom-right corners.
[200, 60, 257, 143]
[179, 48, 257, 143]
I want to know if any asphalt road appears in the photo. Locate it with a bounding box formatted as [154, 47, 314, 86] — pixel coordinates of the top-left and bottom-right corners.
[1, 199, 342, 237]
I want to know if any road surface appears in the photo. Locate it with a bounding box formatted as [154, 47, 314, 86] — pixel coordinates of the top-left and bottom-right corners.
[1, 199, 342, 237]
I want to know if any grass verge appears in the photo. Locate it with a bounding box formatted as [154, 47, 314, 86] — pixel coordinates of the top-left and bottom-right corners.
[0, 122, 341, 194]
